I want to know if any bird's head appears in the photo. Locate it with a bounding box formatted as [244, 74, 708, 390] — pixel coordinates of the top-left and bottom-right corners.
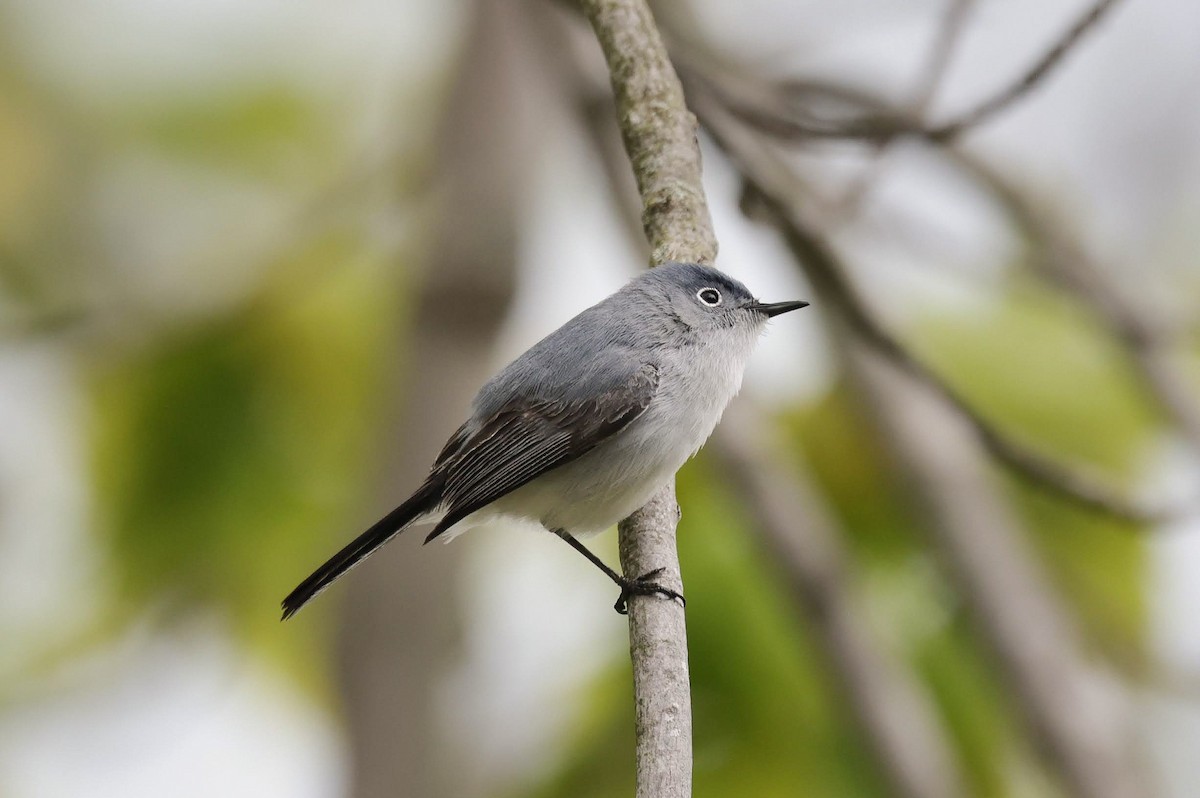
[637, 262, 808, 335]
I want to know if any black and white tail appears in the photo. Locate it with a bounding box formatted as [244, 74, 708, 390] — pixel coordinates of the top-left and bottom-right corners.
[281, 479, 441, 620]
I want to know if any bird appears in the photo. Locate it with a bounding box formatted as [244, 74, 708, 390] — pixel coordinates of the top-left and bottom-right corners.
[281, 262, 808, 619]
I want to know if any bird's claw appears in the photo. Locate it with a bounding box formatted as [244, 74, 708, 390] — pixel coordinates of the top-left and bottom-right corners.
[614, 567, 686, 615]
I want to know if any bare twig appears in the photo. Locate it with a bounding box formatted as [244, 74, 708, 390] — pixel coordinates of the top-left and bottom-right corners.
[681, 37, 1200, 478]
[687, 49, 1200, 469]
[831, 0, 975, 220]
[692, 90, 1172, 525]
[681, 0, 1123, 149]
[930, 0, 1125, 140]
[911, 0, 977, 116]
[948, 151, 1200, 456]
[715, 408, 967, 798]
[683, 66, 913, 145]
[579, 0, 717, 794]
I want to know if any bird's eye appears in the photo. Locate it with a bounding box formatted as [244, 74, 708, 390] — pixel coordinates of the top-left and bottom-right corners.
[697, 288, 722, 306]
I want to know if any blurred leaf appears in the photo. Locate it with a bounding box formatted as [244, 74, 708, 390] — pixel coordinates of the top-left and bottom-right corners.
[0, 86, 57, 243]
[121, 84, 336, 182]
[914, 615, 1020, 798]
[1011, 487, 1146, 658]
[913, 283, 1150, 655]
[779, 386, 917, 562]
[914, 278, 1160, 475]
[785, 391, 1034, 795]
[89, 231, 398, 687]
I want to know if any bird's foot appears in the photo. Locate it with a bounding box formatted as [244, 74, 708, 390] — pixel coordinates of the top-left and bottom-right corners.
[614, 568, 686, 615]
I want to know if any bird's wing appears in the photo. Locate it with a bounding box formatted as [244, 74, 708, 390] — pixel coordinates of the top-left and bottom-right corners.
[424, 361, 659, 542]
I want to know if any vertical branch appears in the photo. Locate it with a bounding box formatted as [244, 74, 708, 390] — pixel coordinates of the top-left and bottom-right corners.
[617, 486, 692, 798]
[582, 0, 718, 267]
[580, 0, 717, 795]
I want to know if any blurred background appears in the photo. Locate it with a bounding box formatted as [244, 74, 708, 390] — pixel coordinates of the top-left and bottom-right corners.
[1, 0, 1198, 796]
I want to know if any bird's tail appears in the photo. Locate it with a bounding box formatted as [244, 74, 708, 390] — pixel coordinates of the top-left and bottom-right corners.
[281, 479, 441, 620]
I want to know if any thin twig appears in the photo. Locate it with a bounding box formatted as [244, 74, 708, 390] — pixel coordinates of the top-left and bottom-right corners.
[947, 151, 1200, 456]
[681, 0, 1123, 148]
[930, 0, 1125, 140]
[831, 0, 975, 221]
[579, 0, 716, 795]
[692, 90, 1174, 525]
[911, 0, 977, 114]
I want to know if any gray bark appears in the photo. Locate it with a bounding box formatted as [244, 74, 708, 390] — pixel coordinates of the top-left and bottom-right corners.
[579, 0, 719, 794]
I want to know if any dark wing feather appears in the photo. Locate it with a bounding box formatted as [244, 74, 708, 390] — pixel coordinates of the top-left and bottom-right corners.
[424, 362, 658, 542]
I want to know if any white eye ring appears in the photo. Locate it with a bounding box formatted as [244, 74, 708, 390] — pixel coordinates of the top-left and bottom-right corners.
[697, 287, 722, 306]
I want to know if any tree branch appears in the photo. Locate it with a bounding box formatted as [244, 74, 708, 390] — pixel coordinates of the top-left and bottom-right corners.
[680, 0, 1124, 148]
[930, 0, 1124, 140]
[582, 0, 718, 267]
[947, 150, 1200, 457]
[692, 90, 1174, 525]
[580, 0, 717, 795]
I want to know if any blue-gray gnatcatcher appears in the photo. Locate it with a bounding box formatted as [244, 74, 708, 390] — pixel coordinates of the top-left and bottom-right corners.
[282, 262, 807, 618]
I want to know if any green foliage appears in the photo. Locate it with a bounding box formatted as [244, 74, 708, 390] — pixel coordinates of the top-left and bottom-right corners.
[120, 84, 337, 182]
[89, 233, 397, 686]
[913, 279, 1152, 655]
[782, 389, 1031, 796]
[914, 277, 1158, 474]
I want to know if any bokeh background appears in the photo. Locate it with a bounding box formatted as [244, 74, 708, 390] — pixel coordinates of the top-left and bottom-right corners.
[1, 0, 1198, 796]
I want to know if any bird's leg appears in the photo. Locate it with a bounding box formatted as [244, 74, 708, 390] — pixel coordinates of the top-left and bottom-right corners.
[550, 529, 685, 615]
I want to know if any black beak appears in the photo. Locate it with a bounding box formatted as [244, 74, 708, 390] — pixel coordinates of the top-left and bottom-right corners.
[748, 299, 809, 318]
